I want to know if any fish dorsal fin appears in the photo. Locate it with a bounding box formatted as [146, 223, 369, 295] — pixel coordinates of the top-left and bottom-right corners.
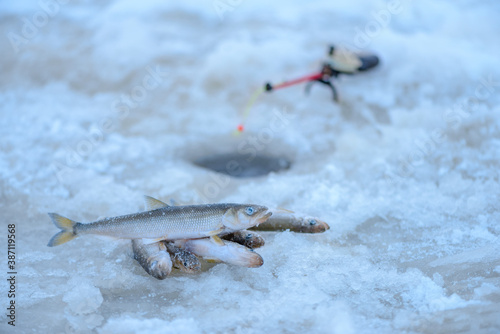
[144, 196, 170, 211]
[277, 207, 295, 213]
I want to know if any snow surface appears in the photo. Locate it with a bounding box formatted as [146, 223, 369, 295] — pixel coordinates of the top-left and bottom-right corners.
[1, 0, 500, 333]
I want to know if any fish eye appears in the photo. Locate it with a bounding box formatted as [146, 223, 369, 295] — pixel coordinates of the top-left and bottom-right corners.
[245, 207, 255, 215]
[309, 219, 317, 226]
[183, 262, 187, 267]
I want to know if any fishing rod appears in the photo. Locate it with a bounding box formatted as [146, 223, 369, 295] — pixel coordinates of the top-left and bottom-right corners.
[235, 45, 380, 133]
[265, 45, 380, 102]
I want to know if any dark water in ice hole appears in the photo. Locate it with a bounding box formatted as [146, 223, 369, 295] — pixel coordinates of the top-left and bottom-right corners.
[192, 153, 292, 178]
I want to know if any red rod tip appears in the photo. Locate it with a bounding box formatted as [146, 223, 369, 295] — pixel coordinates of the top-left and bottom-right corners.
[271, 72, 323, 90]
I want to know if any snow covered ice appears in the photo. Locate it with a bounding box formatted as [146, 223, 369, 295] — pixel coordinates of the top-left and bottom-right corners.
[1, 0, 500, 333]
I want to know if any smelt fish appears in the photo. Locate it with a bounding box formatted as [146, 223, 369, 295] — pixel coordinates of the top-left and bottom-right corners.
[222, 230, 265, 249]
[251, 208, 329, 233]
[132, 239, 172, 280]
[176, 238, 264, 268]
[47, 196, 271, 246]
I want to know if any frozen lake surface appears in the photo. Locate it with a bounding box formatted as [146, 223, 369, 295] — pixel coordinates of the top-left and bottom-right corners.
[1, 0, 499, 333]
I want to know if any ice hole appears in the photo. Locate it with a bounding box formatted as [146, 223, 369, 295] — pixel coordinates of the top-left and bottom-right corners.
[192, 152, 292, 178]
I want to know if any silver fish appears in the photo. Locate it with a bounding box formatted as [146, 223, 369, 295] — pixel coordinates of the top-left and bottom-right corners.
[176, 238, 264, 268]
[222, 230, 265, 249]
[47, 196, 271, 247]
[251, 208, 330, 233]
[132, 239, 172, 280]
[163, 241, 201, 274]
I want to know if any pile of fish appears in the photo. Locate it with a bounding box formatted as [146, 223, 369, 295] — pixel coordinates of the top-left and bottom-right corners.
[47, 196, 329, 279]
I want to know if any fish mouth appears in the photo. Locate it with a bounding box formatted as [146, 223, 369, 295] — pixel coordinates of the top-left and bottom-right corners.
[257, 211, 272, 224]
[310, 219, 330, 233]
[313, 221, 329, 233]
[237, 250, 264, 268]
[248, 253, 264, 268]
[183, 265, 201, 274]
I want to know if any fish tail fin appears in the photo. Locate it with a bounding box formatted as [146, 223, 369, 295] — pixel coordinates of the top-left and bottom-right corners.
[47, 213, 78, 247]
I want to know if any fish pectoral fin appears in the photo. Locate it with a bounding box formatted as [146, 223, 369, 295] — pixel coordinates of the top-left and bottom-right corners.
[205, 257, 222, 263]
[206, 227, 225, 237]
[210, 235, 225, 246]
[144, 196, 170, 211]
[141, 238, 165, 245]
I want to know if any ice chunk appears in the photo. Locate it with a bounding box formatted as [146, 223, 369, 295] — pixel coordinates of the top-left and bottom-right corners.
[63, 279, 103, 315]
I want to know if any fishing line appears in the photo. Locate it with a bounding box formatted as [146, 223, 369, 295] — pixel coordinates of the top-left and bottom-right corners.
[233, 86, 265, 135]
[234, 73, 323, 135]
